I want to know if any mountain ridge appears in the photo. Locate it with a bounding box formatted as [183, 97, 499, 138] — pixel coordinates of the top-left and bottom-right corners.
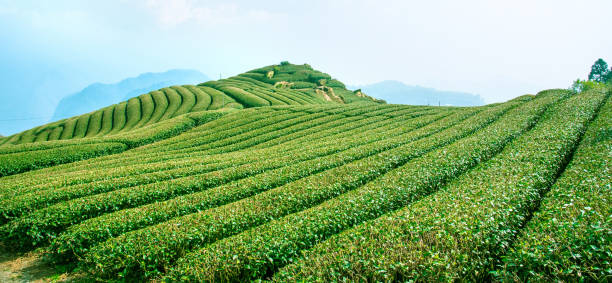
[51, 69, 208, 121]
[351, 80, 485, 106]
[1, 62, 381, 148]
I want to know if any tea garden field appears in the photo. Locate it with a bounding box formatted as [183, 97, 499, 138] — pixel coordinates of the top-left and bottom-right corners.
[0, 63, 609, 282]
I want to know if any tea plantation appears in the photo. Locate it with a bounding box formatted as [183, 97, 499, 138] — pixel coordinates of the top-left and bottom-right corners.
[0, 63, 609, 282]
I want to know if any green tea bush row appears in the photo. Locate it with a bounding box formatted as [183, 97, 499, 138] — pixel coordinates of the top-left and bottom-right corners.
[199, 86, 234, 109]
[2, 83, 249, 146]
[0, 111, 316, 200]
[1, 108, 448, 244]
[81, 101, 515, 279]
[248, 88, 302, 105]
[497, 93, 612, 281]
[0, 108, 332, 194]
[271, 90, 605, 282]
[203, 82, 270, 107]
[254, 109, 442, 152]
[59, 117, 78, 140]
[170, 86, 196, 117]
[48, 109, 456, 261]
[0, 142, 127, 178]
[0, 114, 365, 219]
[200, 114, 365, 155]
[133, 94, 155, 128]
[0, 105, 417, 195]
[220, 79, 288, 106]
[122, 97, 141, 131]
[14, 109, 288, 175]
[162, 91, 559, 282]
[0, 110, 230, 189]
[145, 90, 169, 125]
[0, 109, 340, 198]
[142, 109, 298, 151]
[3, 118, 423, 249]
[158, 88, 182, 121]
[156, 112, 325, 156]
[97, 105, 115, 136]
[0, 110, 249, 193]
[0, 106, 420, 200]
[270, 86, 322, 104]
[72, 113, 91, 138]
[108, 102, 127, 135]
[85, 109, 103, 137]
[109, 110, 228, 148]
[183, 85, 211, 111]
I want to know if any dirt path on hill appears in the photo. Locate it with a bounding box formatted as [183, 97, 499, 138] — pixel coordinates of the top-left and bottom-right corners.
[0, 249, 86, 283]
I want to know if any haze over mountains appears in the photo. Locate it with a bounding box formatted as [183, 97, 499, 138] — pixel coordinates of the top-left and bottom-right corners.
[353, 80, 485, 106]
[51, 69, 208, 121]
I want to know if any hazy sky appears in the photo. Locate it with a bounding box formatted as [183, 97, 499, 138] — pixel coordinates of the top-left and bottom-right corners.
[1, 0, 611, 134]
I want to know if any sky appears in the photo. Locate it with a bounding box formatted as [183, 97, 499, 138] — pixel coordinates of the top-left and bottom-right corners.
[1, 0, 611, 135]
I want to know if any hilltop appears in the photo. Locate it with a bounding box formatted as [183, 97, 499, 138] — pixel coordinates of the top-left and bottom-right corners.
[1, 63, 381, 149]
[0, 62, 383, 176]
[0, 63, 609, 282]
[352, 80, 485, 106]
[52, 69, 208, 121]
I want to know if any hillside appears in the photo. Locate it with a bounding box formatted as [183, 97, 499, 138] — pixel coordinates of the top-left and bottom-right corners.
[1, 63, 379, 147]
[352, 80, 485, 106]
[0, 64, 609, 282]
[51, 70, 209, 121]
[0, 63, 382, 176]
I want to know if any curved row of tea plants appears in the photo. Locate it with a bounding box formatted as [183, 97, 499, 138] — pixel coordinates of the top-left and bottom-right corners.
[270, 90, 607, 282]
[48, 109, 463, 261]
[0, 107, 440, 224]
[81, 99, 520, 279]
[0, 109, 232, 177]
[0, 106, 433, 200]
[161, 88, 561, 282]
[0, 107, 454, 248]
[497, 93, 612, 282]
[1, 86, 238, 146]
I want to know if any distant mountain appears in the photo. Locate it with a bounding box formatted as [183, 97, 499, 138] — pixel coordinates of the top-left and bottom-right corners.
[351, 80, 484, 106]
[51, 69, 208, 121]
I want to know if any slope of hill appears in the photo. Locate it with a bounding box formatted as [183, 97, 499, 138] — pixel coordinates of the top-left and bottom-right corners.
[0, 63, 383, 176]
[353, 80, 485, 106]
[51, 69, 208, 121]
[0, 63, 609, 282]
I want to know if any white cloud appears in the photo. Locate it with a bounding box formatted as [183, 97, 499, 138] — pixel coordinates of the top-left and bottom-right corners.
[145, 0, 281, 28]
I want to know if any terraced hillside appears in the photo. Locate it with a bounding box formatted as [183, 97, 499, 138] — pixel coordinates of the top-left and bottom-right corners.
[0, 66, 609, 281]
[0, 63, 381, 177]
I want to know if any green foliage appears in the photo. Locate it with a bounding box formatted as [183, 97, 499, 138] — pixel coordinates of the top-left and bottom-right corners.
[272, 90, 606, 282]
[85, 110, 103, 137]
[498, 93, 612, 282]
[588, 58, 610, 83]
[165, 95, 557, 282]
[83, 103, 520, 279]
[571, 79, 605, 93]
[0, 63, 608, 283]
[48, 108, 444, 263]
[0, 142, 127, 178]
[289, 81, 316, 89]
[135, 94, 155, 128]
[122, 97, 141, 131]
[110, 102, 128, 134]
[147, 90, 168, 125]
[215, 86, 271, 107]
[184, 85, 211, 112]
[160, 88, 182, 120]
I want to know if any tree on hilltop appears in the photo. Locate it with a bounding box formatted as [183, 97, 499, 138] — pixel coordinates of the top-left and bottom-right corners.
[588, 58, 610, 83]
